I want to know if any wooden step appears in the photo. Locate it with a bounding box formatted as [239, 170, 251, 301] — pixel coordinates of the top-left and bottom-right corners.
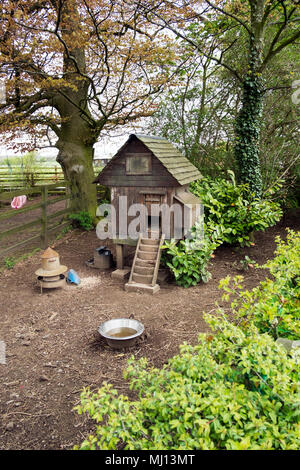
[135, 258, 156, 267]
[126, 233, 165, 295]
[132, 273, 153, 284]
[134, 265, 154, 276]
[138, 250, 157, 261]
[139, 243, 158, 253]
[141, 238, 160, 246]
[125, 282, 160, 294]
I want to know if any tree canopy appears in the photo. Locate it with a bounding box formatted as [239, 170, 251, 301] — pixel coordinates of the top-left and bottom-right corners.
[0, 0, 299, 209]
[0, 0, 178, 213]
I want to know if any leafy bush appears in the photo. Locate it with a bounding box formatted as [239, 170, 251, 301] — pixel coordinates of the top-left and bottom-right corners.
[163, 172, 282, 287]
[190, 171, 282, 246]
[74, 314, 300, 450]
[220, 229, 300, 341]
[4, 256, 15, 269]
[161, 223, 222, 287]
[68, 211, 94, 231]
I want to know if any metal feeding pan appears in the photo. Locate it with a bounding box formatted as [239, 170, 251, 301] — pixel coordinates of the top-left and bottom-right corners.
[98, 318, 144, 349]
[37, 273, 66, 289]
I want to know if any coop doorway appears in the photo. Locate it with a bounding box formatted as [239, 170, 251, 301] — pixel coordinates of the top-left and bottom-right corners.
[144, 193, 163, 237]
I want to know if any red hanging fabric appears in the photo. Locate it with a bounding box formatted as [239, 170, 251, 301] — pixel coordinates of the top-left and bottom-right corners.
[11, 195, 27, 209]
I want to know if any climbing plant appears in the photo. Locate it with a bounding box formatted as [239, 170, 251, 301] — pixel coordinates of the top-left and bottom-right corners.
[141, 1, 300, 198]
[234, 60, 264, 197]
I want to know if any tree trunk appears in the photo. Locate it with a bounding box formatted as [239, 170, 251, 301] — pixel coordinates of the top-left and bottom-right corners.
[234, 0, 266, 198]
[56, 134, 97, 217]
[54, 84, 99, 218]
[52, 2, 98, 218]
[234, 70, 263, 197]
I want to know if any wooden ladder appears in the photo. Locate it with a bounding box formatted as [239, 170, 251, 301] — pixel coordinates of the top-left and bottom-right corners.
[128, 232, 165, 288]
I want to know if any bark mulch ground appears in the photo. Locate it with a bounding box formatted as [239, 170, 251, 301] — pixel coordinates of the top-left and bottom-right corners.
[0, 209, 299, 450]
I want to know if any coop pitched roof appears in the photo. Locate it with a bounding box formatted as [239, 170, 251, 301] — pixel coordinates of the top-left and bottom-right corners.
[134, 135, 202, 185]
[174, 190, 201, 206]
[94, 134, 202, 186]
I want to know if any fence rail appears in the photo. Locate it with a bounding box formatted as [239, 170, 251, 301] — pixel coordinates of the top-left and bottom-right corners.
[0, 166, 102, 191]
[0, 181, 72, 257]
[0, 167, 64, 191]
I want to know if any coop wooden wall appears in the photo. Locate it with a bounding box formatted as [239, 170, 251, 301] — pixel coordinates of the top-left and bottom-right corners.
[110, 186, 176, 239]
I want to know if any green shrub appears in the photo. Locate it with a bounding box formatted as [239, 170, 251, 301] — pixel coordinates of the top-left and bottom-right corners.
[161, 223, 222, 287]
[219, 229, 300, 341]
[4, 256, 16, 269]
[74, 314, 300, 450]
[69, 211, 94, 231]
[190, 171, 282, 247]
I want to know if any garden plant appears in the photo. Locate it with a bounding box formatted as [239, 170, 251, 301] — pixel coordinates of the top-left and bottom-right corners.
[219, 229, 300, 341]
[74, 314, 300, 450]
[190, 172, 282, 247]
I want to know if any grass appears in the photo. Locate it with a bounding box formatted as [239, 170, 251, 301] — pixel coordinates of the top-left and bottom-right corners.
[1, 248, 41, 273]
[0, 224, 73, 272]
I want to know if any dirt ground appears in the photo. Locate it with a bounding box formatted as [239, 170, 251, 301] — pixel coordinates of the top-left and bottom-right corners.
[0, 209, 299, 450]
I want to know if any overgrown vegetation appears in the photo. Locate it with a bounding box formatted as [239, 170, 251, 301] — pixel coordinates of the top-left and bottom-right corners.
[190, 172, 282, 247]
[234, 67, 263, 197]
[74, 314, 300, 450]
[68, 211, 94, 231]
[163, 172, 282, 288]
[220, 230, 300, 341]
[161, 223, 222, 287]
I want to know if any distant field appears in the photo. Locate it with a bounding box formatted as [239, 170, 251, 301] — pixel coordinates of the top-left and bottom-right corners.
[0, 162, 64, 191]
[0, 157, 57, 164]
[0, 160, 103, 192]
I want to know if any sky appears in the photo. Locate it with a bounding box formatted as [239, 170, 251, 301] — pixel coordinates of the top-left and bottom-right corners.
[0, 135, 128, 160]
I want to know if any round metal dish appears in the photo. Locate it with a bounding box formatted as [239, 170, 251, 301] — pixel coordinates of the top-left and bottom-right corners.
[98, 318, 144, 349]
[37, 274, 66, 288]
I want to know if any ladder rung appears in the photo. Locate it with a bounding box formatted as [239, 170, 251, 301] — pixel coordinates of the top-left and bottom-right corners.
[128, 232, 165, 287]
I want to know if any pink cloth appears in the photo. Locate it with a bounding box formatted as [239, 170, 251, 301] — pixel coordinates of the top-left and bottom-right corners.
[11, 195, 27, 209]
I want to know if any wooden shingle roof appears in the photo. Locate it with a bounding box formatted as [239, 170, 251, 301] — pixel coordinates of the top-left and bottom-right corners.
[94, 134, 201, 186]
[134, 135, 201, 185]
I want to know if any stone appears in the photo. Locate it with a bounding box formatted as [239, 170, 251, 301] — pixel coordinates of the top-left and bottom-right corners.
[111, 267, 131, 281]
[6, 422, 14, 431]
[39, 375, 50, 382]
[124, 282, 160, 295]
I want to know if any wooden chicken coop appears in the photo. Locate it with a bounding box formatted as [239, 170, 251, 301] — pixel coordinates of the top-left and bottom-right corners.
[93, 134, 202, 293]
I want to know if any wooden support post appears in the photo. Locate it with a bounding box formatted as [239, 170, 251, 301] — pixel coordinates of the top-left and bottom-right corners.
[116, 243, 124, 269]
[41, 186, 48, 249]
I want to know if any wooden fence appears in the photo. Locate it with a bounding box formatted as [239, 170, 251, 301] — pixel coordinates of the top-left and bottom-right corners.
[0, 181, 71, 258]
[0, 167, 64, 191]
[0, 165, 103, 191]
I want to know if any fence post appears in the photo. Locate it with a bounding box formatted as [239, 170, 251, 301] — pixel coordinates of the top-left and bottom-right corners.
[41, 186, 48, 249]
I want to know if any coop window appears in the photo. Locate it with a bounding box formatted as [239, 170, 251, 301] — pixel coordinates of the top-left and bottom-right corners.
[126, 153, 151, 175]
